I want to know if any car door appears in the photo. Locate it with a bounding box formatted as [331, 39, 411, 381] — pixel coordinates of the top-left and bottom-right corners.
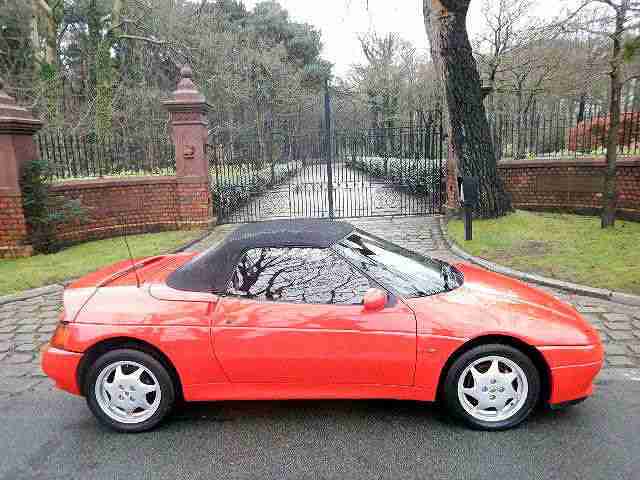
[212, 247, 416, 386]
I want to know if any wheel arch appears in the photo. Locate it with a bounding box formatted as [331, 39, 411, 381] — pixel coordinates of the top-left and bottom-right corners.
[76, 337, 184, 400]
[436, 334, 551, 404]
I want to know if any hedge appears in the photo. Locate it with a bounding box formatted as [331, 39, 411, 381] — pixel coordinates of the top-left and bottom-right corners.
[211, 161, 302, 215]
[346, 156, 444, 196]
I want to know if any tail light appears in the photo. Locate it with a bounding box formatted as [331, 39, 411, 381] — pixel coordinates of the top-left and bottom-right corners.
[50, 322, 70, 350]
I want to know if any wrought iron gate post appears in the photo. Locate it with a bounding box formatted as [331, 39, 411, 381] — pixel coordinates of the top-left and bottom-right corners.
[266, 109, 275, 184]
[324, 78, 334, 219]
[210, 136, 223, 222]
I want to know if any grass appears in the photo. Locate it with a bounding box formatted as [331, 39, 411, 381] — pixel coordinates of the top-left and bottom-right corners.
[0, 230, 203, 296]
[448, 210, 640, 295]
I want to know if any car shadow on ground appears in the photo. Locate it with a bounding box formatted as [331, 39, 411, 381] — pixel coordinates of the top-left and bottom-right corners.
[162, 398, 584, 433]
[169, 399, 447, 424]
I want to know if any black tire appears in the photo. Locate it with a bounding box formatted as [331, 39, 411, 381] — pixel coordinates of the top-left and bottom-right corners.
[443, 344, 540, 431]
[85, 349, 175, 433]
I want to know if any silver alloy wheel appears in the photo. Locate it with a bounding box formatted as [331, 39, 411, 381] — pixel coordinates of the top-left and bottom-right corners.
[457, 355, 529, 422]
[94, 360, 162, 424]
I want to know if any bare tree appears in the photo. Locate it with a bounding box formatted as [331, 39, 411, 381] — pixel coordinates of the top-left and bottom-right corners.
[503, 40, 565, 157]
[341, 33, 440, 133]
[474, 0, 542, 85]
[354, 32, 409, 131]
[474, 0, 578, 158]
[567, 0, 640, 227]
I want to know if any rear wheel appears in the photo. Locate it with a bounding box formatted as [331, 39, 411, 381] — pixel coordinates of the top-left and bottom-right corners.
[85, 349, 175, 433]
[443, 344, 540, 430]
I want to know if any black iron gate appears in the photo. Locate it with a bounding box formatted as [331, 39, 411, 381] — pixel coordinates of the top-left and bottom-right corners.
[208, 121, 445, 224]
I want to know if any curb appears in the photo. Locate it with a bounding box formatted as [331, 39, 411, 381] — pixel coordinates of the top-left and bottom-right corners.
[439, 218, 640, 307]
[595, 368, 640, 382]
[0, 284, 64, 306]
[0, 229, 216, 307]
[171, 228, 215, 253]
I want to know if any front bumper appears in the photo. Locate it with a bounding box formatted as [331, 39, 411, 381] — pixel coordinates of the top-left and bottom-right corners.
[41, 344, 83, 396]
[539, 344, 604, 405]
[547, 361, 602, 404]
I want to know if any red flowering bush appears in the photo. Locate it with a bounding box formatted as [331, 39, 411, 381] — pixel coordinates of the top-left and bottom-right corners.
[568, 112, 640, 152]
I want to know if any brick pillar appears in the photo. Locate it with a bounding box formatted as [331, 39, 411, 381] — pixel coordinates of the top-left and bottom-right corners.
[162, 66, 213, 229]
[0, 78, 43, 258]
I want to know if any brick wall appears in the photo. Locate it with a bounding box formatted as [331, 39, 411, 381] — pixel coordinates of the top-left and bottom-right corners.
[0, 193, 32, 258]
[498, 158, 640, 221]
[174, 178, 212, 229]
[50, 176, 212, 244]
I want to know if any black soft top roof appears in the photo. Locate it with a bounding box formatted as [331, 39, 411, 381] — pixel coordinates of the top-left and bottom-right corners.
[167, 219, 354, 293]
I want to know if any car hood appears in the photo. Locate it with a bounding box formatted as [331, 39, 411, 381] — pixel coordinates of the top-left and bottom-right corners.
[406, 263, 600, 346]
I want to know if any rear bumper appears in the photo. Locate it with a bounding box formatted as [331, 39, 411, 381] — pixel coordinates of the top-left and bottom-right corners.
[41, 344, 83, 396]
[539, 344, 604, 406]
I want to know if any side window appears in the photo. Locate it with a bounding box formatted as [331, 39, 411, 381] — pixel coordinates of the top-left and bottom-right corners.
[227, 247, 372, 304]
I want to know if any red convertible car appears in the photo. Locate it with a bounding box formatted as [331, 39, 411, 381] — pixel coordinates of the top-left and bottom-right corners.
[42, 220, 603, 432]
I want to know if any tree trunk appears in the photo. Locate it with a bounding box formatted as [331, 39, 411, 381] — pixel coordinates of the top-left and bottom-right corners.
[31, 0, 57, 66]
[631, 78, 640, 111]
[86, 0, 101, 101]
[229, 114, 236, 162]
[577, 93, 586, 123]
[265, 106, 274, 183]
[601, 4, 626, 229]
[30, 1, 41, 68]
[112, 0, 124, 28]
[94, 40, 113, 142]
[44, 5, 56, 65]
[515, 90, 525, 159]
[423, 0, 511, 217]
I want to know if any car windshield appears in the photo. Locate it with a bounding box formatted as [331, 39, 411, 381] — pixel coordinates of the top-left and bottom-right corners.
[334, 230, 463, 298]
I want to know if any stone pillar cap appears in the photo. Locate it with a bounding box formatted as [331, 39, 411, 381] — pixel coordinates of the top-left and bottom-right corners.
[163, 65, 206, 107]
[0, 77, 43, 133]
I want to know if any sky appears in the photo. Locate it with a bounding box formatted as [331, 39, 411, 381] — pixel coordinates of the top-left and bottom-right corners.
[242, 0, 572, 79]
[243, 0, 432, 77]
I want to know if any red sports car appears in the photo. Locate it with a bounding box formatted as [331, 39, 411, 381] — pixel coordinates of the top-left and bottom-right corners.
[41, 220, 603, 432]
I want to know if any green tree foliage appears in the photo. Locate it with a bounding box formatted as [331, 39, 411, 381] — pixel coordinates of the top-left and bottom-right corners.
[2, 0, 331, 147]
[0, 0, 34, 91]
[20, 159, 85, 253]
[181, 0, 331, 162]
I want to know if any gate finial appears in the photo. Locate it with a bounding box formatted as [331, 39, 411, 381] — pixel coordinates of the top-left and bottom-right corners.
[169, 64, 205, 104]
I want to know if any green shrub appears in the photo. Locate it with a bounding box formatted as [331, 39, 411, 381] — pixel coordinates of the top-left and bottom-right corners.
[20, 159, 86, 253]
[211, 161, 301, 216]
[346, 155, 444, 196]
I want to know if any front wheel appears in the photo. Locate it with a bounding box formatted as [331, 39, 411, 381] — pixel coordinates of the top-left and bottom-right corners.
[85, 349, 175, 433]
[443, 344, 540, 430]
